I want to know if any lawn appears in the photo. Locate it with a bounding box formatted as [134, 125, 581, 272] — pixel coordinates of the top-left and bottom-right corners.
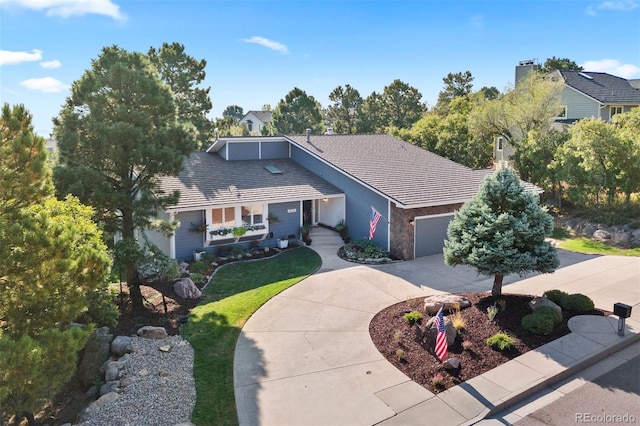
[552, 228, 640, 257]
[182, 247, 321, 426]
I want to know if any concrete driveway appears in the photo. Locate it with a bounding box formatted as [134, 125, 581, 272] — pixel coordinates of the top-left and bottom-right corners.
[233, 241, 639, 425]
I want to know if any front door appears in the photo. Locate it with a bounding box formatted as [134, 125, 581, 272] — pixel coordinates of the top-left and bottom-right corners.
[303, 200, 312, 226]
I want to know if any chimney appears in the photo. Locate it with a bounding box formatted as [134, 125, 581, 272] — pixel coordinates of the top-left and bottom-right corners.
[305, 128, 311, 143]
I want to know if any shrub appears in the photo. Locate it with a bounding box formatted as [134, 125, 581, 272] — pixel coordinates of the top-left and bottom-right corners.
[522, 313, 556, 335]
[79, 284, 119, 328]
[432, 373, 445, 388]
[449, 309, 466, 330]
[395, 348, 405, 361]
[403, 311, 423, 325]
[486, 333, 515, 351]
[487, 304, 498, 321]
[189, 261, 210, 275]
[534, 306, 563, 325]
[229, 245, 245, 256]
[564, 293, 595, 312]
[543, 289, 570, 307]
[190, 273, 205, 284]
[393, 330, 403, 344]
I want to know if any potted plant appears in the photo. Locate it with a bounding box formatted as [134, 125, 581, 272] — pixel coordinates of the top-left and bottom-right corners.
[278, 237, 289, 249]
[300, 225, 312, 245]
[232, 226, 248, 241]
[193, 248, 206, 262]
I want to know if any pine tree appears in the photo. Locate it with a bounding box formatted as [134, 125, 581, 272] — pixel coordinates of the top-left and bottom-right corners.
[443, 168, 558, 296]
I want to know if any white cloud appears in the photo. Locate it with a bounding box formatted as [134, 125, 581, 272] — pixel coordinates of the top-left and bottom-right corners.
[242, 36, 289, 55]
[40, 59, 61, 69]
[1, 0, 126, 21]
[581, 59, 640, 78]
[598, 0, 639, 11]
[20, 77, 68, 93]
[586, 0, 638, 15]
[0, 49, 42, 66]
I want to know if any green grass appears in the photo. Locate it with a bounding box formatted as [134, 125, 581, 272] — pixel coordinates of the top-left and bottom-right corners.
[557, 238, 640, 256]
[182, 247, 321, 426]
[551, 228, 640, 257]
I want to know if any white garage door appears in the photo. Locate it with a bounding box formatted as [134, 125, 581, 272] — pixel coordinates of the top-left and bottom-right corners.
[414, 213, 455, 258]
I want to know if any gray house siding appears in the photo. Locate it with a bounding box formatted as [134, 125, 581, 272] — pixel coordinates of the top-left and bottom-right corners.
[268, 201, 302, 242]
[175, 210, 208, 260]
[290, 145, 389, 247]
[261, 141, 289, 159]
[228, 142, 260, 160]
[561, 88, 600, 120]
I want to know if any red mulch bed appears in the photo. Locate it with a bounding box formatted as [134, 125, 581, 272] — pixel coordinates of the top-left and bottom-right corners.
[369, 292, 608, 394]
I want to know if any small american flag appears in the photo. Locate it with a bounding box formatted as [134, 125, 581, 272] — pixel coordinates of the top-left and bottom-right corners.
[434, 306, 448, 361]
[369, 206, 381, 240]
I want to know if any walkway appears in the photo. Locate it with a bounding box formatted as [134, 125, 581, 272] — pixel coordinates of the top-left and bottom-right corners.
[234, 227, 640, 425]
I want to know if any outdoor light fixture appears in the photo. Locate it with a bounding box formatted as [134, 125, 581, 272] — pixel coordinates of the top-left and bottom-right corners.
[613, 302, 632, 336]
[322, 198, 329, 203]
[409, 219, 414, 226]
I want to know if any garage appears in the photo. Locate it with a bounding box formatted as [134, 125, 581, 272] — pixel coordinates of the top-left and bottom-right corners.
[414, 213, 455, 258]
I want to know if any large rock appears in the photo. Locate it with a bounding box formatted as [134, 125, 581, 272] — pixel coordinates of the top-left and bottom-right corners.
[581, 223, 598, 237]
[111, 335, 133, 356]
[174, 278, 202, 299]
[424, 316, 457, 347]
[611, 231, 632, 248]
[77, 327, 113, 389]
[77, 392, 119, 423]
[424, 294, 471, 315]
[137, 326, 168, 339]
[528, 297, 562, 315]
[593, 229, 611, 241]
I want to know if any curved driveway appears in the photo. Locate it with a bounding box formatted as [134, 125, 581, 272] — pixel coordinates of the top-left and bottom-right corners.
[233, 233, 640, 425]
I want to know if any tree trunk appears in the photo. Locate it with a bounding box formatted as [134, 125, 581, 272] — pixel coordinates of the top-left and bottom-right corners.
[122, 207, 143, 311]
[492, 274, 504, 297]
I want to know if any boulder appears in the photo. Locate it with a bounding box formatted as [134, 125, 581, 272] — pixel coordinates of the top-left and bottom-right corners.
[111, 335, 133, 356]
[99, 381, 119, 396]
[77, 392, 119, 423]
[137, 326, 168, 339]
[581, 223, 598, 237]
[77, 327, 113, 389]
[424, 294, 471, 315]
[611, 231, 631, 248]
[174, 278, 202, 299]
[424, 316, 457, 347]
[104, 363, 120, 382]
[528, 297, 562, 315]
[593, 229, 611, 241]
[443, 357, 460, 370]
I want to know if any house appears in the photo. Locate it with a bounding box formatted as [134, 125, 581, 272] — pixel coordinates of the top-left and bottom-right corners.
[494, 62, 640, 167]
[148, 133, 503, 261]
[550, 70, 640, 122]
[238, 110, 272, 135]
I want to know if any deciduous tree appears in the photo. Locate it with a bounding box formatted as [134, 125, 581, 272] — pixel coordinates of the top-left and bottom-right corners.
[444, 168, 558, 296]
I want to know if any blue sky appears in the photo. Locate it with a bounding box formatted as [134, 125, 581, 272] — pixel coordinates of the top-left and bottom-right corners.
[1, 0, 639, 137]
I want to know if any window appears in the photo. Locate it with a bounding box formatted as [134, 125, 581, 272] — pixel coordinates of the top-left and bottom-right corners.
[246, 120, 253, 132]
[211, 207, 235, 228]
[497, 137, 504, 151]
[557, 106, 567, 118]
[241, 204, 263, 225]
[610, 106, 623, 118]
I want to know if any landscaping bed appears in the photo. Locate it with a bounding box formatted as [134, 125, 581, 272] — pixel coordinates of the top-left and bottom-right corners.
[369, 292, 609, 394]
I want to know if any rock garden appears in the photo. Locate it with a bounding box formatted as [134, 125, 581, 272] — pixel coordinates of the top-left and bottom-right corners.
[369, 290, 608, 394]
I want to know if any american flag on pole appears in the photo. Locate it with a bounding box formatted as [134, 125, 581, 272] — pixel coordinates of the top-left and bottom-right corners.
[434, 306, 448, 361]
[369, 206, 382, 240]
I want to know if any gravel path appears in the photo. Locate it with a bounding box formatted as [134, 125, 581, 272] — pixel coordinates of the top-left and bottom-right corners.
[76, 335, 196, 426]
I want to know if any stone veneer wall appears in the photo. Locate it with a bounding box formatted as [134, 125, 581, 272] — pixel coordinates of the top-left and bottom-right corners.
[390, 203, 463, 260]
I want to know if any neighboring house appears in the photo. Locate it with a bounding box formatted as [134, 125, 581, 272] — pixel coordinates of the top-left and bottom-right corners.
[550, 70, 640, 123]
[149, 133, 520, 262]
[239, 110, 272, 135]
[494, 63, 640, 167]
[45, 138, 58, 152]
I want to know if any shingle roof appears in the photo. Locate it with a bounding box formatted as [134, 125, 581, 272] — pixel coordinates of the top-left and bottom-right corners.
[286, 134, 489, 208]
[158, 153, 342, 211]
[243, 110, 273, 123]
[560, 71, 640, 104]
